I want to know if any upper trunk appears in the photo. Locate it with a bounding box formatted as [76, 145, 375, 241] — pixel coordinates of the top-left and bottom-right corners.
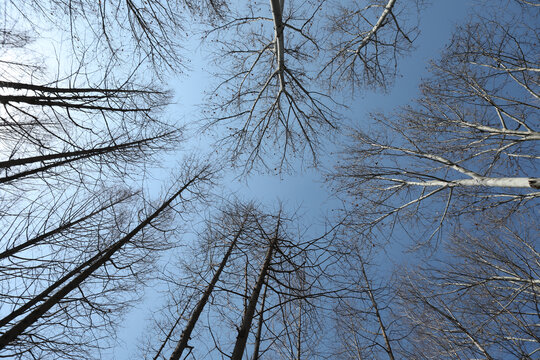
[230, 236, 278, 360]
[402, 177, 540, 189]
[169, 220, 247, 360]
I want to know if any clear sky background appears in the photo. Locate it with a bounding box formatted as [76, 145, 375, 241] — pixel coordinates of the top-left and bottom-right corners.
[111, 1, 474, 358]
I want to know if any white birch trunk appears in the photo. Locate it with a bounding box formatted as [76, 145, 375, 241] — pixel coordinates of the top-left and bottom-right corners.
[401, 177, 540, 189]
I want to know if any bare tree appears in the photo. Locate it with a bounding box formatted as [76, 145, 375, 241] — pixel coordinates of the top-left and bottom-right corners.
[142, 201, 267, 359]
[333, 2, 539, 246]
[327, 4, 539, 359]
[0, 4, 222, 356]
[8, 1, 538, 359]
[167, 202, 256, 360]
[329, 237, 399, 360]
[0, 162, 214, 358]
[144, 202, 357, 360]
[203, 0, 339, 171]
[396, 212, 539, 359]
[2, 0, 227, 76]
[204, 0, 420, 171]
[321, 0, 419, 91]
[0, 52, 184, 360]
[144, 202, 282, 359]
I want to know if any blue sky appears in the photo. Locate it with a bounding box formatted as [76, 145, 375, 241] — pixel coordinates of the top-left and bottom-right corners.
[110, 1, 474, 358]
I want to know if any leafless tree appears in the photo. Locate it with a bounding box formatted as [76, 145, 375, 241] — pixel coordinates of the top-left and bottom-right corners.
[0, 45, 184, 359]
[2, 0, 227, 76]
[0, 3, 223, 356]
[7, 1, 538, 359]
[332, 261, 397, 360]
[203, 0, 340, 171]
[0, 162, 214, 359]
[323, 231, 402, 360]
[0, 76, 185, 357]
[321, 0, 419, 91]
[327, 5, 539, 359]
[144, 201, 357, 360]
[141, 201, 267, 359]
[165, 202, 257, 360]
[396, 212, 539, 359]
[204, 0, 420, 171]
[333, 2, 539, 246]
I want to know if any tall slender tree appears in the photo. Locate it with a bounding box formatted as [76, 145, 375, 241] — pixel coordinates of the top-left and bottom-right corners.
[0, 2, 220, 357]
[0, 162, 214, 358]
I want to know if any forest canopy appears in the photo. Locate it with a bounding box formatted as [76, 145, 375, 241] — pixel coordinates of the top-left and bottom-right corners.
[0, 0, 537, 359]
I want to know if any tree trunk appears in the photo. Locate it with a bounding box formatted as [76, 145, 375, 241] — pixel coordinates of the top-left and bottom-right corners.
[0, 133, 172, 184]
[403, 177, 540, 189]
[251, 282, 268, 360]
[230, 236, 278, 360]
[0, 166, 209, 349]
[269, 0, 285, 89]
[0, 132, 172, 169]
[356, 0, 397, 53]
[169, 218, 247, 360]
[361, 263, 395, 360]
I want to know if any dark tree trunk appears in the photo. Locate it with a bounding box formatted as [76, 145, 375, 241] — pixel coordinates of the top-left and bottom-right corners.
[230, 236, 278, 360]
[169, 217, 247, 360]
[0, 166, 209, 349]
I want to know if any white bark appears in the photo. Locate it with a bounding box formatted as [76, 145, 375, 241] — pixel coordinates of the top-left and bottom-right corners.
[355, 0, 397, 54]
[363, 141, 540, 190]
[393, 177, 540, 189]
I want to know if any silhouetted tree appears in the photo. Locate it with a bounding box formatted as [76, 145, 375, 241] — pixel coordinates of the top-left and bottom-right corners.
[0, 162, 214, 358]
[0, 2, 219, 357]
[145, 202, 356, 360]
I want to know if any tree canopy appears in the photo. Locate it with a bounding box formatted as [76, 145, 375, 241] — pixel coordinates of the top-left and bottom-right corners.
[0, 0, 537, 359]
